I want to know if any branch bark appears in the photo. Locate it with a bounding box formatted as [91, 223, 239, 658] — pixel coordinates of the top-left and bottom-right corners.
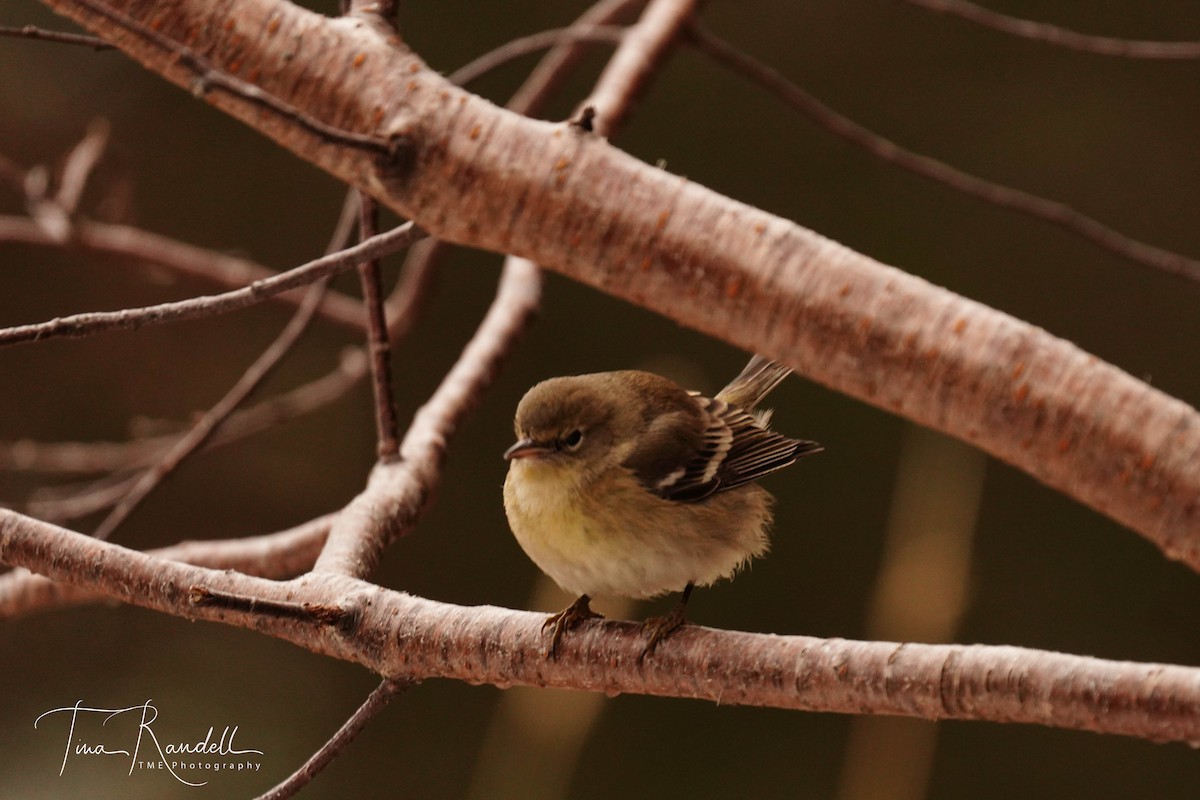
[2, 509, 1197, 744]
[36, 0, 1200, 570]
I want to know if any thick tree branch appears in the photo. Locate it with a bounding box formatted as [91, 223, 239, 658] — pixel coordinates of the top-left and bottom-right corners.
[0, 514, 331, 617]
[37, 0, 1200, 570]
[1, 509, 1197, 743]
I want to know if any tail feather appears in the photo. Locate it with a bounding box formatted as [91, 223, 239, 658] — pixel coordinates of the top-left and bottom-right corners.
[716, 354, 792, 409]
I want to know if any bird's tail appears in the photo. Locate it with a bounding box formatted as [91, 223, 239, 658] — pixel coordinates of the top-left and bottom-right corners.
[716, 354, 792, 410]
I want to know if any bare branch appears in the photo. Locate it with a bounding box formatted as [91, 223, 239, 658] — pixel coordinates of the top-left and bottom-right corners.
[0, 215, 368, 329]
[253, 679, 408, 800]
[2, 509, 1197, 743]
[582, 0, 700, 134]
[447, 25, 627, 88]
[41, 0, 1198, 567]
[354, 196, 401, 460]
[0, 514, 331, 618]
[313, 256, 540, 577]
[0, 23, 112, 50]
[686, 24, 1200, 285]
[91, 280, 331, 539]
[0, 348, 369, 476]
[900, 0, 1200, 59]
[0, 221, 424, 347]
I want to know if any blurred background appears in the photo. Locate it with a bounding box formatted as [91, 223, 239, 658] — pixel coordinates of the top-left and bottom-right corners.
[1, 0, 1198, 797]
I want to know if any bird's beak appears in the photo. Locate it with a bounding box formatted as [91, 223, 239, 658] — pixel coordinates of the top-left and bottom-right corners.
[504, 438, 551, 461]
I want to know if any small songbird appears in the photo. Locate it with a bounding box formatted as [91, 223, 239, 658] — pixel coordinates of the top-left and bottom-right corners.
[502, 355, 822, 656]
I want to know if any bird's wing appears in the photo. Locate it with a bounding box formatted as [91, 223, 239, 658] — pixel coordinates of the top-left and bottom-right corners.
[626, 394, 821, 503]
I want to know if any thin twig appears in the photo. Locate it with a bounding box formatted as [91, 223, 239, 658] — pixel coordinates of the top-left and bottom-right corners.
[90, 281, 330, 539]
[0, 349, 369, 477]
[313, 256, 541, 577]
[253, 679, 409, 800]
[88, 196, 360, 539]
[447, 25, 627, 86]
[687, 24, 1200, 284]
[55, 118, 111, 214]
[0, 24, 113, 50]
[27, 471, 140, 522]
[0, 215, 368, 329]
[900, 0, 1200, 59]
[355, 196, 401, 460]
[0, 221, 425, 347]
[507, 0, 647, 113]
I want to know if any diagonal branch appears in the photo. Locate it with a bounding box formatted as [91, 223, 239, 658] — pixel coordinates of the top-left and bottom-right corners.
[686, 24, 1200, 285]
[34, 0, 1200, 569]
[0, 215, 367, 330]
[254, 678, 409, 800]
[88, 195, 360, 540]
[2, 508, 1197, 743]
[309, 0, 661, 578]
[899, 0, 1200, 59]
[0, 221, 423, 346]
[312, 256, 540, 577]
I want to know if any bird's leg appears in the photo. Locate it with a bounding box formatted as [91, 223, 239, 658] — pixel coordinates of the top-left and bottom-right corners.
[640, 582, 695, 659]
[543, 594, 602, 658]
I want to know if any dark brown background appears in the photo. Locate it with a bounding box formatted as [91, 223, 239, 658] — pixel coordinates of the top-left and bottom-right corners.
[1, 1, 1197, 797]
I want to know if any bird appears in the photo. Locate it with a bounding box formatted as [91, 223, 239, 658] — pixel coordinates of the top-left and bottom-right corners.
[502, 354, 822, 657]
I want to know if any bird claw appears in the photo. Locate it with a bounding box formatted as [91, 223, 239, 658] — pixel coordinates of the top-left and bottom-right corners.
[639, 603, 688, 660]
[543, 594, 602, 658]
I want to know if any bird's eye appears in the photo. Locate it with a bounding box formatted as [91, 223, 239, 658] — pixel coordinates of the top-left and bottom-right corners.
[562, 429, 584, 450]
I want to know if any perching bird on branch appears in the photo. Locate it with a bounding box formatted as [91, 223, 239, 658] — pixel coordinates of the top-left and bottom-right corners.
[503, 354, 822, 657]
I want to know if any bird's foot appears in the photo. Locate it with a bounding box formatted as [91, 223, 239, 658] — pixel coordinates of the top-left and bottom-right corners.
[639, 603, 689, 660]
[543, 594, 602, 658]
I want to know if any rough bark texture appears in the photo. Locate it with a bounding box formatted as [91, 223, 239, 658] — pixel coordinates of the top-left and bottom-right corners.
[2, 509, 1197, 743]
[39, 0, 1200, 569]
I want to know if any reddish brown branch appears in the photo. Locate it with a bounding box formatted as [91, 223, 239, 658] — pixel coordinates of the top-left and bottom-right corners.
[253, 679, 408, 800]
[312, 256, 541, 577]
[0, 514, 331, 618]
[0, 215, 367, 329]
[2, 509, 1197, 743]
[0, 23, 112, 49]
[0, 221, 423, 346]
[583, 0, 700, 134]
[686, 24, 1200, 285]
[91, 280, 331, 539]
[32, 0, 1200, 568]
[900, 0, 1200, 59]
[354, 196, 401, 460]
